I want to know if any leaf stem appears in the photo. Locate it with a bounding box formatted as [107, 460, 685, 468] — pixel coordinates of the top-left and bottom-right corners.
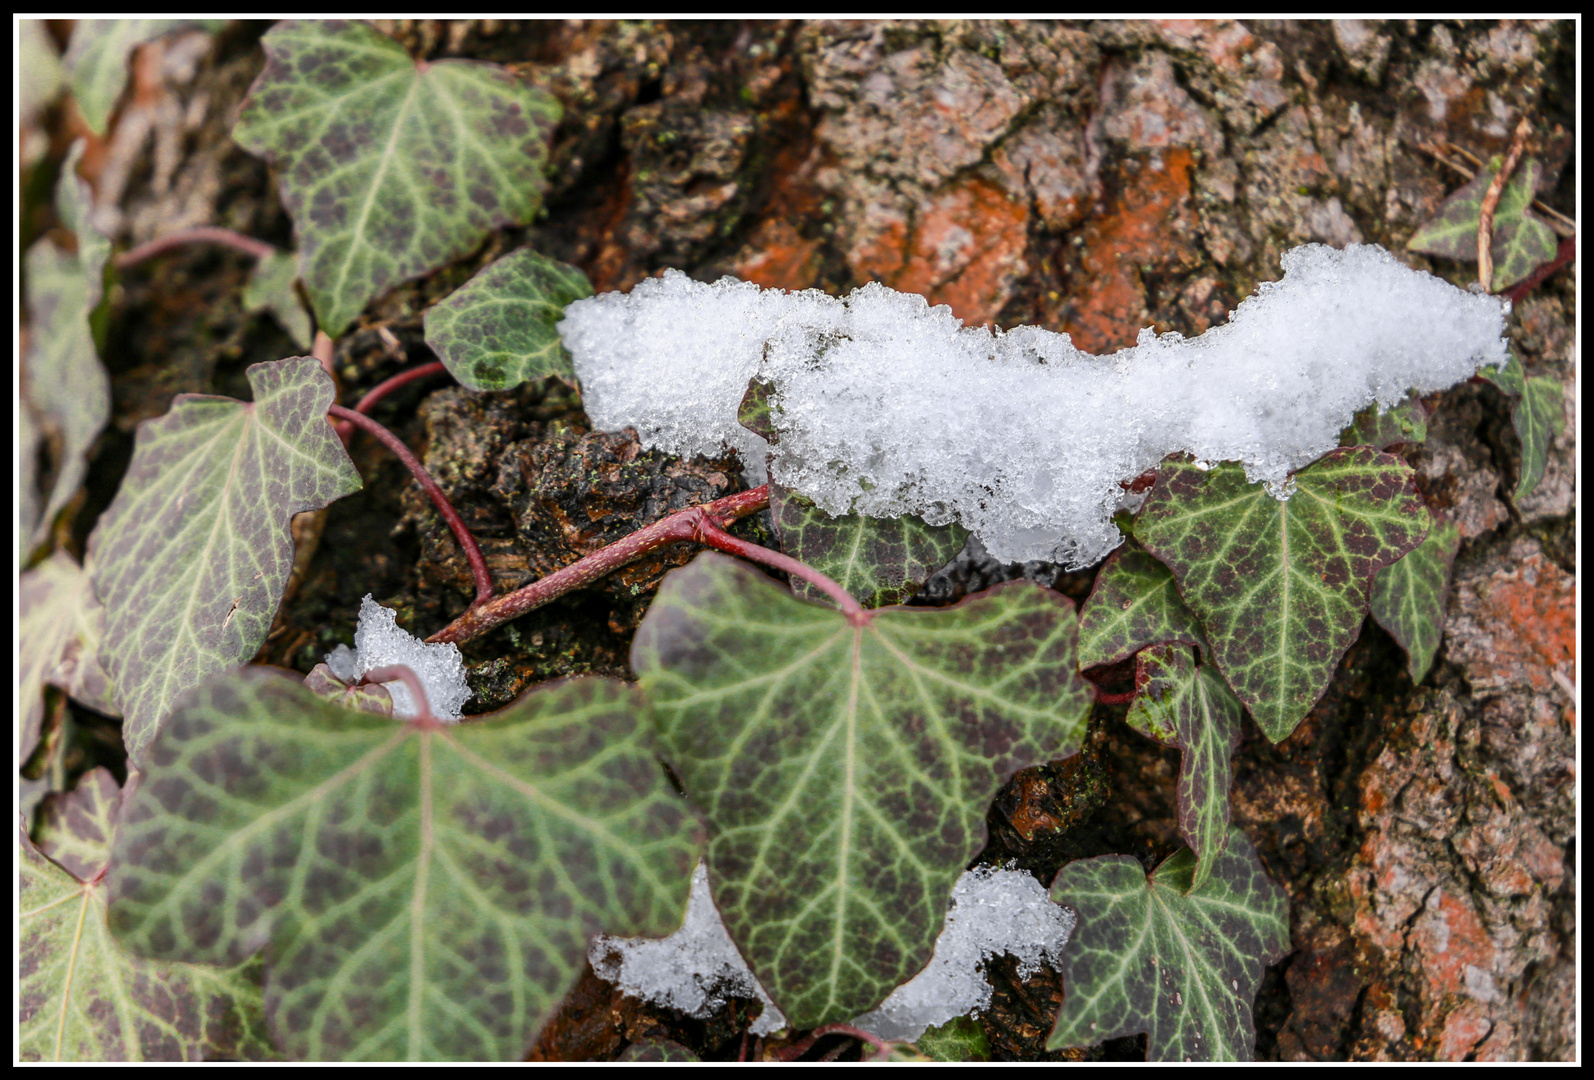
[692, 515, 869, 625]
[773, 1023, 894, 1062]
[113, 225, 280, 269]
[362, 664, 438, 726]
[353, 360, 449, 415]
[1476, 117, 1534, 291]
[328, 404, 495, 607]
[425, 486, 772, 645]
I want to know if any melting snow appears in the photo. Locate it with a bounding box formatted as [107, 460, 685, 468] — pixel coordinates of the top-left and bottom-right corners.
[325, 594, 471, 721]
[590, 862, 1075, 1044]
[561, 243, 1507, 567]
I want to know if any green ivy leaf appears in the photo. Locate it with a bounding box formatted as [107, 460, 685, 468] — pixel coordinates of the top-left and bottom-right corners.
[20, 827, 275, 1061]
[106, 668, 697, 1061]
[302, 662, 395, 716]
[19, 552, 115, 764]
[1046, 829, 1289, 1060]
[1337, 394, 1429, 450]
[736, 376, 780, 445]
[63, 20, 221, 135]
[1076, 543, 1207, 669]
[23, 140, 111, 558]
[618, 1040, 702, 1062]
[1126, 646, 1244, 892]
[1369, 520, 1461, 682]
[769, 482, 969, 609]
[1135, 450, 1429, 743]
[234, 20, 562, 336]
[87, 357, 362, 768]
[916, 1015, 992, 1061]
[1511, 375, 1567, 501]
[424, 247, 593, 391]
[33, 766, 121, 882]
[1407, 157, 1558, 290]
[242, 250, 313, 350]
[633, 552, 1093, 1028]
[1482, 349, 1526, 398]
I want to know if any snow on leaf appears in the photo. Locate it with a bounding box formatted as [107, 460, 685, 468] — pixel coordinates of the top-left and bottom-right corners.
[425, 247, 593, 391]
[19, 552, 115, 763]
[1337, 394, 1429, 450]
[34, 766, 122, 882]
[1076, 543, 1208, 670]
[105, 667, 698, 1061]
[1125, 646, 1244, 892]
[1510, 376, 1568, 501]
[768, 481, 969, 609]
[632, 552, 1093, 1029]
[1046, 829, 1289, 1061]
[1369, 520, 1462, 682]
[63, 19, 220, 135]
[19, 826, 275, 1062]
[233, 20, 562, 336]
[1135, 450, 1429, 743]
[1406, 157, 1558, 291]
[242, 250, 313, 350]
[22, 140, 111, 558]
[87, 357, 362, 768]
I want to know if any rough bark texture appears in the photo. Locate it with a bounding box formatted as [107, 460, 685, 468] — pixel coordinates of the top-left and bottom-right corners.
[44, 17, 1574, 1061]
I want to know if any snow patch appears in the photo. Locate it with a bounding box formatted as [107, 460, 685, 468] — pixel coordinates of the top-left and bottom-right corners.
[562, 243, 1506, 567]
[325, 595, 471, 721]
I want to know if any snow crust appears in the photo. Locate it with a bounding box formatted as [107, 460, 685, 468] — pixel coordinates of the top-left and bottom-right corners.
[325, 595, 471, 721]
[561, 244, 1508, 567]
[588, 862, 1073, 1044]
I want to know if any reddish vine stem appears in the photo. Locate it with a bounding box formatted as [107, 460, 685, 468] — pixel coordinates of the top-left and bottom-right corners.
[114, 225, 279, 269]
[361, 664, 438, 726]
[1476, 116, 1534, 291]
[1093, 689, 1137, 706]
[425, 486, 773, 646]
[328, 404, 495, 607]
[692, 515, 868, 624]
[354, 360, 449, 415]
[773, 1023, 893, 1062]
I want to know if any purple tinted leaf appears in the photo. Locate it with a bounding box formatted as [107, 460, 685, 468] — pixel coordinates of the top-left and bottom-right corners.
[1369, 520, 1461, 681]
[1337, 393, 1429, 450]
[1076, 543, 1207, 669]
[1406, 157, 1557, 289]
[19, 552, 115, 763]
[34, 766, 121, 882]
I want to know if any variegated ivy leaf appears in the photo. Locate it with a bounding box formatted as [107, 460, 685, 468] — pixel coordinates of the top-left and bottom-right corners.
[20, 827, 275, 1062]
[1482, 352, 1569, 501]
[23, 140, 110, 557]
[106, 668, 698, 1061]
[1126, 645, 1244, 892]
[63, 19, 223, 135]
[768, 481, 969, 609]
[87, 357, 361, 767]
[1407, 156, 1558, 291]
[1135, 450, 1429, 743]
[19, 552, 115, 763]
[234, 20, 562, 336]
[302, 662, 395, 716]
[633, 552, 1092, 1028]
[1076, 543, 1207, 670]
[1369, 520, 1462, 682]
[425, 247, 593, 390]
[34, 766, 121, 882]
[1337, 393, 1429, 450]
[242, 249, 313, 350]
[1047, 829, 1289, 1061]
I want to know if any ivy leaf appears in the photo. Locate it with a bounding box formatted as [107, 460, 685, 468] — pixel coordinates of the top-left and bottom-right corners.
[34, 766, 122, 882]
[1046, 829, 1289, 1060]
[106, 668, 698, 1061]
[23, 140, 110, 557]
[302, 662, 395, 716]
[1337, 394, 1429, 450]
[1482, 353, 1569, 500]
[63, 19, 221, 135]
[768, 481, 969, 609]
[1369, 520, 1462, 682]
[1407, 157, 1558, 290]
[233, 19, 562, 336]
[1125, 646, 1244, 892]
[618, 1040, 702, 1062]
[633, 552, 1093, 1028]
[424, 247, 593, 391]
[1510, 376, 1567, 501]
[19, 552, 115, 764]
[1076, 543, 1207, 669]
[917, 1015, 993, 1061]
[87, 357, 362, 768]
[736, 375, 780, 445]
[242, 250, 313, 350]
[1135, 450, 1429, 743]
[20, 827, 275, 1061]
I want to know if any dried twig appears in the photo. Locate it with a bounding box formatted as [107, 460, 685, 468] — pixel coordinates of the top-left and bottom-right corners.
[1476, 117, 1534, 291]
